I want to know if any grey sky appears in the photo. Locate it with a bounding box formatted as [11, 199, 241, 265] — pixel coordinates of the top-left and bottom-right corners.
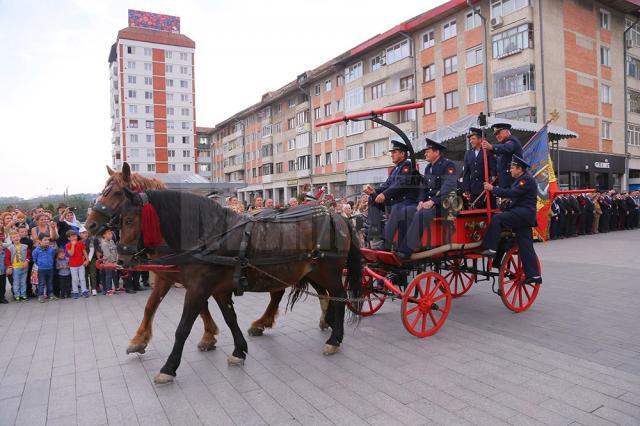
[0, 0, 445, 198]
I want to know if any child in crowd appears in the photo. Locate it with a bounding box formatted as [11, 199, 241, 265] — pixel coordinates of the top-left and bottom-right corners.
[32, 235, 57, 302]
[55, 249, 71, 298]
[5, 230, 30, 301]
[99, 229, 118, 295]
[0, 247, 8, 304]
[65, 230, 89, 299]
[80, 227, 99, 295]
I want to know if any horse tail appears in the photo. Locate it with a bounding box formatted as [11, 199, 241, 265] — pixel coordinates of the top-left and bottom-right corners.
[345, 220, 362, 321]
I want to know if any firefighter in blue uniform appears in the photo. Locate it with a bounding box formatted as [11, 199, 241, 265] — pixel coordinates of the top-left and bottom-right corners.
[481, 123, 522, 188]
[480, 155, 542, 285]
[365, 140, 418, 249]
[395, 139, 457, 259]
[463, 127, 496, 206]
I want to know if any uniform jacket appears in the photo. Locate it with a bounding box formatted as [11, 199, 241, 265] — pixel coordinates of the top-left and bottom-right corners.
[375, 159, 418, 206]
[419, 157, 458, 206]
[492, 173, 537, 226]
[463, 148, 496, 196]
[493, 135, 523, 188]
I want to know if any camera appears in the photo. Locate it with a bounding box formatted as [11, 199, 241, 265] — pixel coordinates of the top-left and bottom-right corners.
[69, 207, 76, 212]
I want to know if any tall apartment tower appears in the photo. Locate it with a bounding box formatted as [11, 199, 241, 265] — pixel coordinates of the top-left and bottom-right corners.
[108, 10, 197, 175]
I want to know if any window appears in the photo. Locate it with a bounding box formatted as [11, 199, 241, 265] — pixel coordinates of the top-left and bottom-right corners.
[145, 120, 154, 129]
[627, 18, 640, 49]
[491, 0, 530, 18]
[399, 109, 416, 123]
[424, 97, 437, 115]
[337, 124, 344, 137]
[337, 74, 345, 86]
[600, 9, 610, 30]
[165, 50, 172, 59]
[314, 107, 321, 120]
[314, 84, 321, 96]
[147, 164, 155, 172]
[601, 121, 611, 139]
[347, 144, 365, 161]
[144, 48, 151, 56]
[296, 110, 309, 125]
[628, 124, 640, 146]
[181, 122, 190, 130]
[336, 99, 343, 112]
[180, 52, 188, 61]
[325, 152, 332, 165]
[276, 162, 283, 173]
[371, 54, 383, 71]
[400, 75, 414, 91]
[128, 75, 136, 84]
[129, 149, 139, 158]
[167, 107, 175, 115]
[315, 154, 322, 167]
[315, 130, 322, 143]
[262, 124, 272, 137]
[167, 79, 174, 87]
[345, 87, 364, 111]
[262, 163, 273, 175]
[144, 91, 153, 100]
[130, 164, 140, 171]
[495, 107, 536, 122]
[288, 117, 296, 129]
[273, 122, 281, 133]
[627, 56, 640, 80]
[146, 134, 154, 143]
[261, 144, 273, 157]
[180, 66, 188, 75]
[465, 9, 481, 30]
[445, 90, 459, 110]
[297, 155, 310, 170]
[181, 107, 190, 116]
[442, 19, 457, 40]
[129, 134, 138, 143]
[601, 46, 610, 66]
[324, 126, 332, 140]
[276, 142, 284, 153]
[144, 76, 152, 85]
[144, 62, 152, 71]
[128, 90, 136, 98]
[323, 79, 332, 92]
[182, 150, 191, 157]
[386, 40, 410, 64]
[628, 90, 640, 113]
[167, 93, 174, 101]
[371, 82, 385, 100]
[288, 97, 296, 108]
[128, 104, 138, 113]
[423, 64, 436, 82]
[444, 56, 458, 75]
[146, 149, 155, 158]
[288, 138, 296, 150]
[346, 120, 365, 136]
[127, 46, 135, 55]
[168, 136, 175, 144]
[183, 164, 191, 172]
[492, 24, 533, 59]
[169, 164, 176, 172]
[493, 65, 535, 98]
[345, 62, 363, 83]
[180, 93, 189, 102]
[324, 103, 332, 116]
[601, 84, 612, 104]
[422, 30, 435, 49]
[180, 80, 188, 88]
[466, 46, 483, 68]
[127, 61, 136, 69]
[337, 149, 345, 163]
[167, 121, 175, 130]
[370, 141, 385, 157]
[168, 150, 176, 158]
[129, 119, 138, 128]
[468, 83, 485, 104]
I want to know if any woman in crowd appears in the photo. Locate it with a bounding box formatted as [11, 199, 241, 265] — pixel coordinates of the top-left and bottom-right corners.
[31, 213, 58, 248]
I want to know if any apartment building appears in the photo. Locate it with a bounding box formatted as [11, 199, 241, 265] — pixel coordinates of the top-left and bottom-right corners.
[108, 10, 197, 176]
[213, 0, 640, 202]
[196, 127, 213, 179]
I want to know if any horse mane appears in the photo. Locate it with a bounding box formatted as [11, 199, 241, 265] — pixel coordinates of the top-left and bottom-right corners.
[109, 172, 166, 191]
[145, 190, 236, 251]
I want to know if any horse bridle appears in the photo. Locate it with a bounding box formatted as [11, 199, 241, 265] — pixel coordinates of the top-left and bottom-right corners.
[116, 191, 150, 263]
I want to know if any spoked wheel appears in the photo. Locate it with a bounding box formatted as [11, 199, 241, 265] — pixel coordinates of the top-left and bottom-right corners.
[441, 258, 476, 298]
[499, 247, 541, 313]
[342, 269, 386, 317]
[401, 272, 452, 337]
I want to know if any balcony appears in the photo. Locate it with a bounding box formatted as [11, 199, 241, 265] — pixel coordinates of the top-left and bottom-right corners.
[492, 90, 536, 113]
[362, 56, 414, 87]
[222, 129, 243, 144]
[295, 100, 310, 113]
[223, 163, 244, 174]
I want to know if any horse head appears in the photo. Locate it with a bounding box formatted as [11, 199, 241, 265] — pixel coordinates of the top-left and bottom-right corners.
[116, 186, 145, 267]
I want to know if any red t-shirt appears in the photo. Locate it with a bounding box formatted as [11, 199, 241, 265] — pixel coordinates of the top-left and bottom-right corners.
[65, 241, 86, 267]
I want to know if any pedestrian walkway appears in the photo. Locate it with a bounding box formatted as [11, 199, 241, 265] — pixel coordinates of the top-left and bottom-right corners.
[0, 231, 639, 425]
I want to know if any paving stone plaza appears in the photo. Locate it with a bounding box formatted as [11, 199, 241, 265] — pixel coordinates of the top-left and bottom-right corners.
[0, 231, 639, 425]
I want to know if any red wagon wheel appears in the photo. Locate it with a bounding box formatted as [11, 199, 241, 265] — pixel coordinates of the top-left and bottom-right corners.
[441, 258, 476, 298]
[342, 269, 386, 317]
[401, 272, 451, 337]
[498, 247, 541, 313]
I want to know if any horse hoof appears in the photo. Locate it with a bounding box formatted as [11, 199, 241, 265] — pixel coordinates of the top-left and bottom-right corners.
[126, 343, 147, 354]
[227, 355, 245, 366]
[322, 344, 340, 355]
[154, 373, 175, 385]
[197, 340, 217, 352]
[318, 321, 329, 331]
[247, 326, 264, 336]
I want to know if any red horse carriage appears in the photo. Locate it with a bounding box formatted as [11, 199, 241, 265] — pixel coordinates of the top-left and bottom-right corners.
[315, 103, 541, 338]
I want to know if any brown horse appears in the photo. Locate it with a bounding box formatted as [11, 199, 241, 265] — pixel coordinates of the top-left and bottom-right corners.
[116, 189, 361, 384]
[85, 163, 328, 355]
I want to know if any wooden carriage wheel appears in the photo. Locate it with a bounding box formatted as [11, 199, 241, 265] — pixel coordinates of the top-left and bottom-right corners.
[498, 247, 541, 313]
[401, 272, 451, 337]
[441, 258, 476, 298]
[342, 269, 386, 317]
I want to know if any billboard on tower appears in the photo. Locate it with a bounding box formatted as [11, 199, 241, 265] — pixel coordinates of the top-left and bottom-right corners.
[128, 10, 180, 33]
